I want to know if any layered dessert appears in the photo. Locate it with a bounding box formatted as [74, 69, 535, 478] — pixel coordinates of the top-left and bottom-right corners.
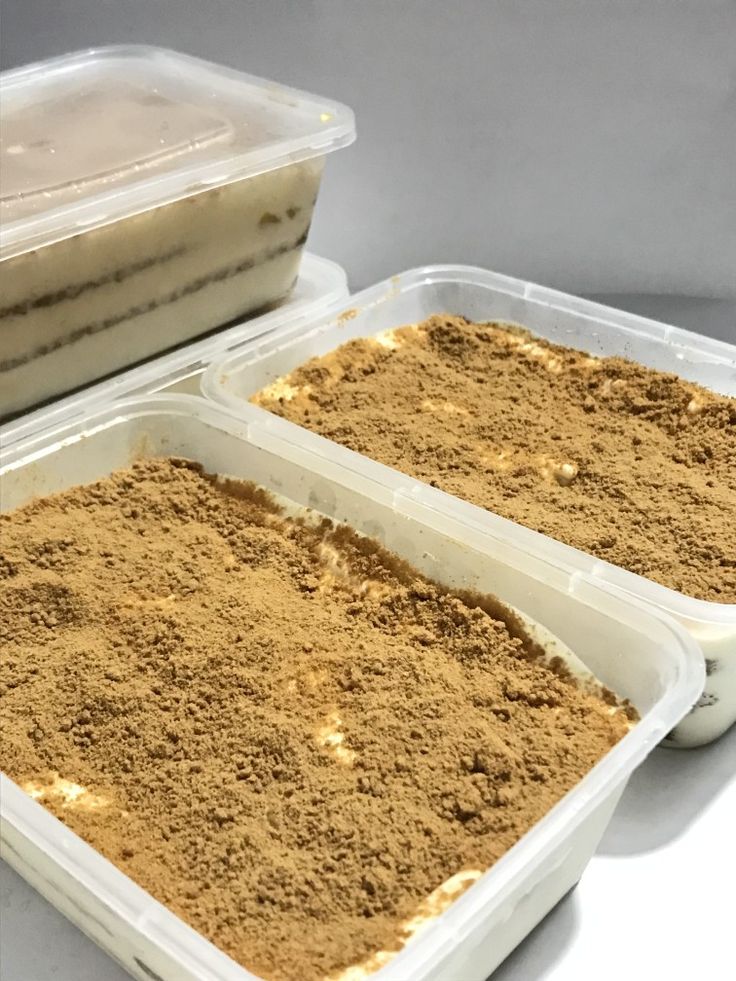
[253, 316, 736, 605]
[0, 457, 632, 981]
[0, 69, 329, 417]
[0, 162, 322, 418]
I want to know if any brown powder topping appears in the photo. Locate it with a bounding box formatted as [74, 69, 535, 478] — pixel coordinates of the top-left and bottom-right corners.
[254, 316, 736, 603]
[1, 459, 631, 981]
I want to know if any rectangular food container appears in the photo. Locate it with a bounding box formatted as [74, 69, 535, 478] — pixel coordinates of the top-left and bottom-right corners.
[0, 46, 355, 418]
[0, 394, 702, 981]
[0, 252, 348, 448]
[202, 264, 736, 747]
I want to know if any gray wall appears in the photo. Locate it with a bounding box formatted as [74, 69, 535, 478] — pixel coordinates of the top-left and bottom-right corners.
[2, 0, 735, 342]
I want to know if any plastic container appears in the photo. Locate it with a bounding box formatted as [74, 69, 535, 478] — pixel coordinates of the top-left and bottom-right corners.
[202, 264, 736, 747]
[0, 394, 702, 981]
[0, 46, 355, 417]
[0, 252, 348, 448]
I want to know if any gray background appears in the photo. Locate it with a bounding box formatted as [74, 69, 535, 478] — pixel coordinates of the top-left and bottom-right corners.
[1, 2, 735, 980]
[1, 0, 735, 340]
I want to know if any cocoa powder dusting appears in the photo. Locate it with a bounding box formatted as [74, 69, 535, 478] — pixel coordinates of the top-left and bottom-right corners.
[255, 316, 736, 603]
[1, 459, 630, 981]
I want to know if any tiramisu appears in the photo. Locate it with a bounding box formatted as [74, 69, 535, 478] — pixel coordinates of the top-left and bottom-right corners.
[0, 47, 354, 416]
[0, 457, 632, 980]
[253, 316, 736, 604]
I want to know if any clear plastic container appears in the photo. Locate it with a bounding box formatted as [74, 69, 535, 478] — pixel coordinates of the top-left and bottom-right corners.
[0, 46, 355, 417]
[202, 264, 736, 747]
[0, 252, 348, 448]
[0, 394, 702, 981]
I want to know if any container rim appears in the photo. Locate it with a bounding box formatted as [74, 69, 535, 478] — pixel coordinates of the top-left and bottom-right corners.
[0, 45, 356, 260]
[0, 392, 705, 980]
[0, 252, 348, 449]
[201, 263, 736, 624]
[205, 261, 736, 380]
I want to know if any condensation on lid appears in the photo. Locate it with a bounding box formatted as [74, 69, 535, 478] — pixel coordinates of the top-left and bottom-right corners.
[0, 45, 355, 260]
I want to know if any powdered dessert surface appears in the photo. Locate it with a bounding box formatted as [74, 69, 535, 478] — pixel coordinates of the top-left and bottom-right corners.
[1, 458, 631, 981]
[254, 316, 736, 603]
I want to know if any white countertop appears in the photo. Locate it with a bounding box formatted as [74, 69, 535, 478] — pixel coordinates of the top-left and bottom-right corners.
[1, 1, 734, 978]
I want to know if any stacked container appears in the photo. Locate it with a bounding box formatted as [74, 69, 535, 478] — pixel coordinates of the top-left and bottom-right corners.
[202, 265, 736, 748]
[0, 45, 354, 417]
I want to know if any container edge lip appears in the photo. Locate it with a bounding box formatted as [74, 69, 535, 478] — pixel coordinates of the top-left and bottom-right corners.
[200, 262, 736, 621]
[346, 263, 736, 361]
[201, 260, 736, 398]
[0, 43, 356, 135]
[0, 45, 356, 262]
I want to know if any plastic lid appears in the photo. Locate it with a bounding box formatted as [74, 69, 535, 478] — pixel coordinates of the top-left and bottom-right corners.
[0, 45, 355, 261]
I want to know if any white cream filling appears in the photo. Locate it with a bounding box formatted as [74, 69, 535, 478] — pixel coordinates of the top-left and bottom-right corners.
[1, 250, 302, 418]
[0, 160, 322, 417]
[23, 775, 109, 812]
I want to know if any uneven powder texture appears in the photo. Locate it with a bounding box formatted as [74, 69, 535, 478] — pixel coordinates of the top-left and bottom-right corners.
[255, 317, 736, 603]
[1, 459, 631, 981]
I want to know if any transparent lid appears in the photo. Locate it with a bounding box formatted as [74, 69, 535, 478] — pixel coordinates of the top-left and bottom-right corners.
[0, 45, 355, 260]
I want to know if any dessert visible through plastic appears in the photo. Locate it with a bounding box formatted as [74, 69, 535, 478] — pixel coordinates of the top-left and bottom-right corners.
[0, 252, 348, 448]
[0, 395, 702, 981]
[0, 46, 355, 417]
[202, 264, 736, 747]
